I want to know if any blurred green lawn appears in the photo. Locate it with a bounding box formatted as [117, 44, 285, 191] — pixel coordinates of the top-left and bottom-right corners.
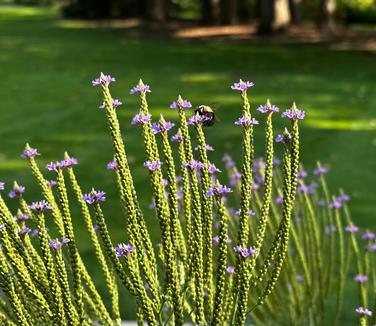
[0, 4, 376, 323]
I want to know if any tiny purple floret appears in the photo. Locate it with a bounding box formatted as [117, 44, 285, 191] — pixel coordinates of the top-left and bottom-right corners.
[231, 80, 255, 92]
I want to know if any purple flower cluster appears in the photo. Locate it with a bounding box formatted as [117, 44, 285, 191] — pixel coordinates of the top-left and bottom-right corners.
[129, 82, 151, 95]
[182, 160, 205, 171]
[234, 116, 259, 127]
[281, 107, 305, 120]
[131, 113, 151, 125]
[115, 243, 134, 257]
[49, 238, 70, 251]
[231, 80, 255, 92]
[14, 213, 30, 222]
[208, 163, 221, 174]
[92, 74, 115, 86]
[99, 99, 122, 110]
[355, 307, 372, 317]
[170, 98, 192, 110]
[325, 225, 337, 235]
[229, 171, 241, 187]
[46, 180, 57, 188]
[171, 133, 183, 143]
[362, 231, 375, 240]
[46, 157, 78, 171]
[82, 190, 106, 205]
[354, 274, 368, 283]
[144, 160, 162, 171]
[17, 226, 31, 235]
[345, 224, 359, 233]
[28, 200, 52, 213]
[187, 114, 208, 126]
[206, 184, 232, 197]
[329, 194, 350, 209]
[21, 147, 40, 159]
[275, 131, 292, 144]
[195, 144, 214, 152]
[313, 166, 328, 175]
[226, 266, 235, 274]
[257, 104, 279, 114]
[151, 121, 175, 134]
[233, 245, 257, 258]
[8, 184, 25, 199]
[106, 160, 118, 170]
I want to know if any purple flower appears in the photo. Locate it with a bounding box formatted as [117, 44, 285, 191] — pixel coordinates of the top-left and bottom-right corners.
[46, 180, 57, 188]
[49, 238, 70, 251]
[0, 225, 5, 232]
[0, 182, 4, 191]
[106, 160, 118, 170]
[355, 307, 372, 317]
[366, 243, 376, 251]
[46, 161, 59, 171]
[234, 116, 259, 127]
[226, 266, 235, 274]
[99, 99, 122, 110]
[235, 209, 255, 218]
[206, 184, 232, 197]
[281, 106, 305, 120]
[362, 231, 375, 240]
[115, 243, 134, 256]
[8, 183, 25, 199]
[171, 133, 183, 143]
[30, 229, 39, 237]
[208, 163, 221, 174]
[229, 171, 241, 187]
[170, 98, 192, 110]
[14, 213, 30, 222]
[212, 236, 220, 245]
[187, 114, 208, 126]
[231, 80, 255, 92]
[151, 121, 175, 134]
[234, 245, 257, 258]
[345, 225, 359, 233]
[62, 157, 78, 168]
[325, 225, 337, 235]
[28, 200, 52, 213]
[297, 170, 308, 179]
[314, 166, 328, 175]
[92, 74, 115, 86]
[275, 195, 283, 205]
[195, 144, 214, 152]
[275, 131, 292, 144]
[182, 160, 205, 171]
[329, 200, 342, 209]
[17, 226, 31, 235]
[354, 274, 368, 283]
[129, 81, 151, 95]
[257, 103, 279, 114]
[131, 113, 151, 125]
[144, 160, 162, 171]
[226, 237, 232, 244]
[82, 189, 106, 205]
[338, 194, 350, 202]
[21, 147, 40, 159]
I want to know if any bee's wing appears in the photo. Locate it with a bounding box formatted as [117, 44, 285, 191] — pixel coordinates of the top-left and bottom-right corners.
[210, 102, 220, 110]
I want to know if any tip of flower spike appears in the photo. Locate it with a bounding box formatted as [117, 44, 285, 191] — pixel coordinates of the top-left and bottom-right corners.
[159, 114, 166, 123]
[138, 78, 144, 86]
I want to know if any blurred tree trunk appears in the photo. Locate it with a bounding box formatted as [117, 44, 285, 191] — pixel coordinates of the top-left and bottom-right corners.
[258, 0, 291, 34]
[221, 0, 239, 24]
[201, 0, 221, 24]
[289, 0, 303, 25]
[318, 0, 337, 31]
[147, 0, 166, 22]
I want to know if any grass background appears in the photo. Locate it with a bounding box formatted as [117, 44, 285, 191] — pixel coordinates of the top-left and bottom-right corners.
[0, 4, 375, 323]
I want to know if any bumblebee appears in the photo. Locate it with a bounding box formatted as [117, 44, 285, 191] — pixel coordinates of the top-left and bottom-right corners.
[194, 103, 219, 127]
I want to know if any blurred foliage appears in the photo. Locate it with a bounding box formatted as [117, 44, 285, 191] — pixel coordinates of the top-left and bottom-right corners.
[338, 0, 376, 23]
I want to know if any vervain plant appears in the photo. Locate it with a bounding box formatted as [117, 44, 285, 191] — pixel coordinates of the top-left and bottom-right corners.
[0, 72, 342, 326]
